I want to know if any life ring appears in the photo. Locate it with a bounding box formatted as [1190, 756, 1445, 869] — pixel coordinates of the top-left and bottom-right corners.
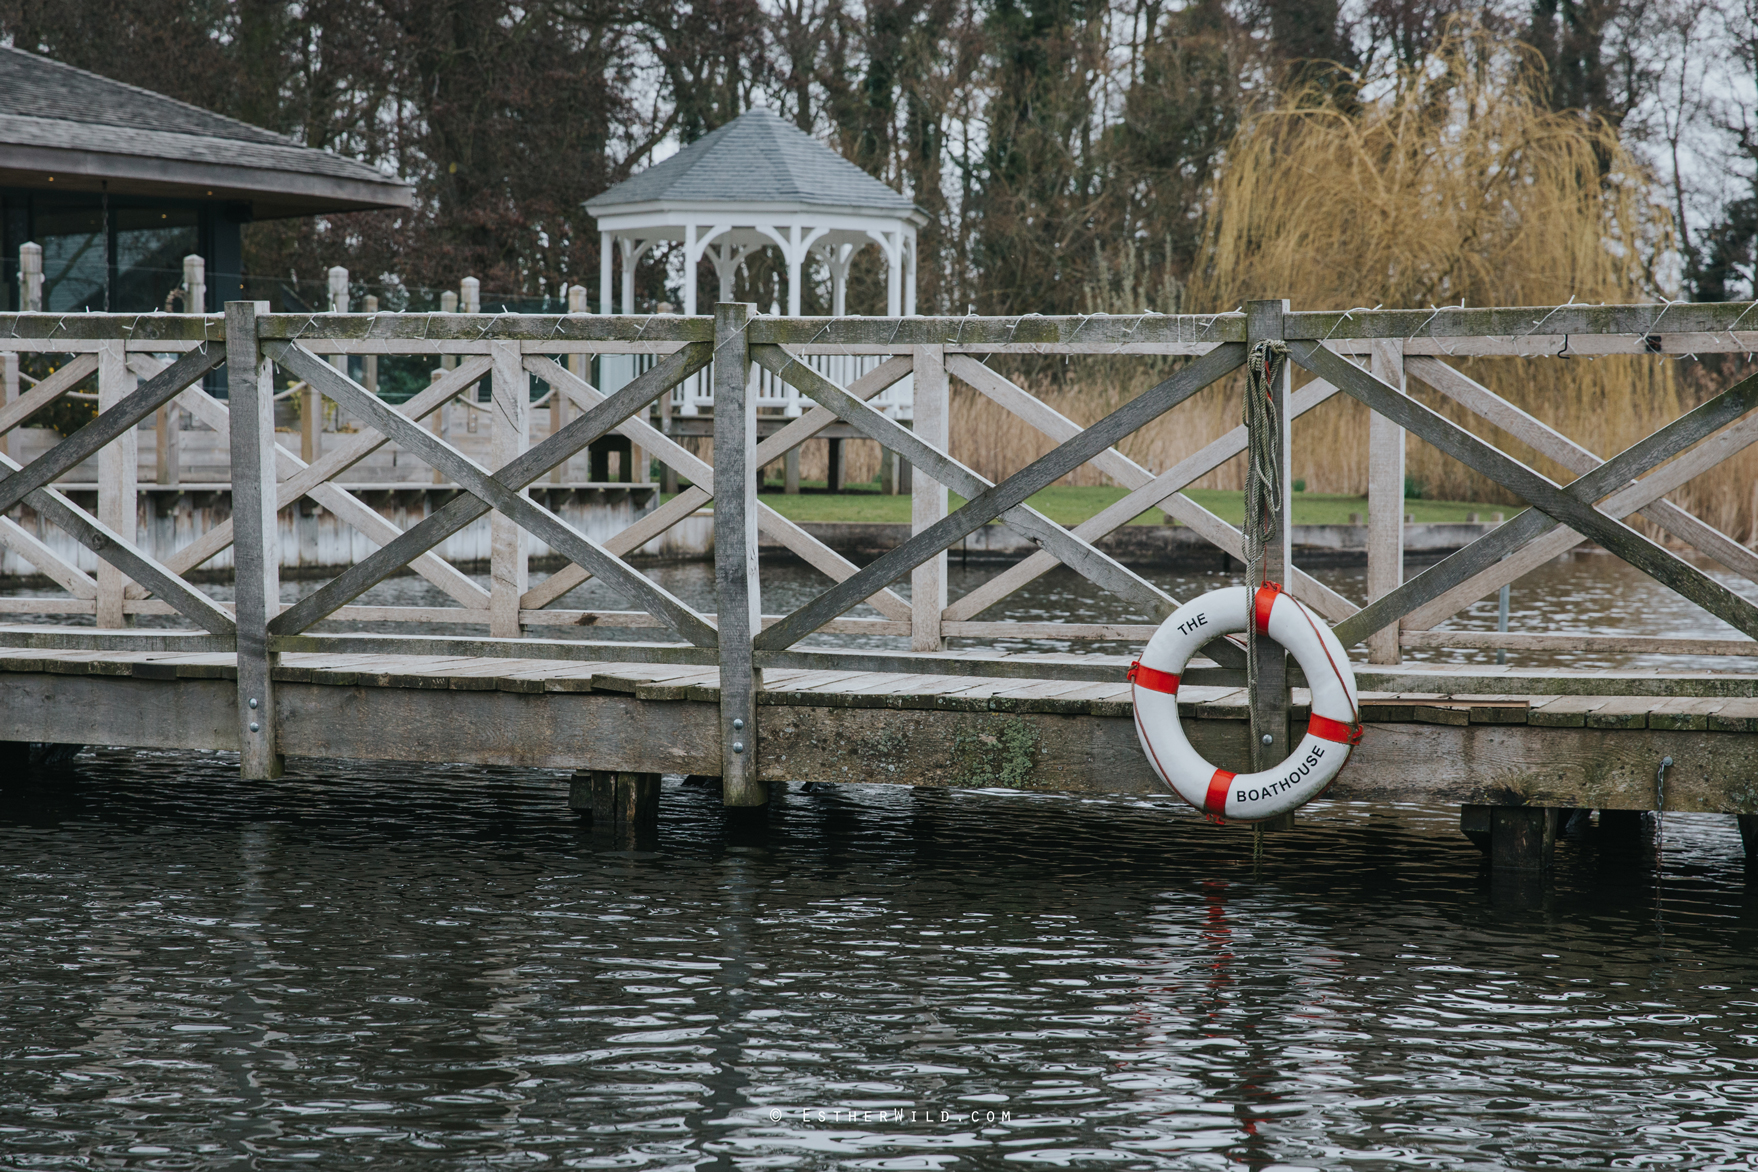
[1130, 582, 1361, 822]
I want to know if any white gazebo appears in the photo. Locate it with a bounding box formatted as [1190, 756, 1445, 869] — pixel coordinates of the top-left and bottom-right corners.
[585, 104, 927, 319]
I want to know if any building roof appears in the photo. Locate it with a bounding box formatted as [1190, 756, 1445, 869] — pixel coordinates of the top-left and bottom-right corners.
[586, 106, 920, 220]
[0, 45, 412, 218]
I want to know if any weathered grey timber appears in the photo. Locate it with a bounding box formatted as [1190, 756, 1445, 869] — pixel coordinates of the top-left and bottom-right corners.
[0, 344, 222, 514]
[1246, 302, 1294, 770]
[265, 340, 715, 642]
[752, 344, 1179, 625]
[226, 302, 282, 778]
[753, 342, 1248, 653]
[1311, 345, 1758, 647]
[712, 304, 764, 806]
[6, 300, 1758, 872]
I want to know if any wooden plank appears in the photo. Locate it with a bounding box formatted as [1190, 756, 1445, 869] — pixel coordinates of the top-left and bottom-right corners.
[1400, 630, 1758, 656]
[754, 354, 914, 466]
[1282, 301, 1758, 342]
[0, 516, 98, 598]
[1246, 301, 1293, 769]
[521, 488, 709, 610]
[265, 340, 717, 644]
[757, 343, 1178, 625]
[1310, 344, 1758, 645]
[1366, 341, 1404, 664]
[713, 303, 763, 804]
[226, 301, 283, 779]
[755, 344, 1251, 650]
[0, 344, 222, 515]
[95, 341, 137, 627]
[142, 355, 492, 608]
[1410, 356, 1758, 588]
[912, 345, 949, 651]
[490, 341, 529, 637]
[1403, 395, 1758, 634]
[524, 354, 909, 621]
[0, 354, 98, 437]
[939, 374, 1351, 626]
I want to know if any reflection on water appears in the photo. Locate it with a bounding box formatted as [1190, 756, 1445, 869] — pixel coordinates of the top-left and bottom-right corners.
[1, 757, 1755, 1169]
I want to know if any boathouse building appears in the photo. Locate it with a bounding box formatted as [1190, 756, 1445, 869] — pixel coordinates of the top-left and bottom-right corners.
[0, 45, 412, 314]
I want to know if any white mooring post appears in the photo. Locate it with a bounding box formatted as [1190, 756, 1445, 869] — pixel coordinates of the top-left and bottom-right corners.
[226, 300, 284, 780]
[557, 283, 588, 483]
[1245, 300, 1293, 779]
[911, 345, 949, 652]
[96, 340, 137, 628]
[18, 242, 42, 312]
[714, 302, 764, 806]
[489, 339, 528, 638]
[1367, 340, 1407, 665]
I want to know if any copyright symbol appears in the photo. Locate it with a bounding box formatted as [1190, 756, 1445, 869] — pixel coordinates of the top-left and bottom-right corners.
[769, 1109, 782, 1122]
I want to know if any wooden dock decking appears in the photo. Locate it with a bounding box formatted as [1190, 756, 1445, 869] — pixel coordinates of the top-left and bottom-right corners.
[6, 644, 1757, 819]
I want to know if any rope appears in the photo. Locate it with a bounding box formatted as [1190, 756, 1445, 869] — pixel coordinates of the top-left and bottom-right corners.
[1243, 340, 1287, 701]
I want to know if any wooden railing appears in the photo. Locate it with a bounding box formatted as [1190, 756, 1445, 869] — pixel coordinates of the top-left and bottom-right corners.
[5, 299, 1758, 793]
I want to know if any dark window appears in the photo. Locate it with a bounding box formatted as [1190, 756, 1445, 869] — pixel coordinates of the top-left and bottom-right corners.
[115, 208, 199, 312]
[35, 206, 105, 312]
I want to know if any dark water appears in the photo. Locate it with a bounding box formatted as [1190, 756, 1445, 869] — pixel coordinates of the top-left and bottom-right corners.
[3, 753, 1757, 1170]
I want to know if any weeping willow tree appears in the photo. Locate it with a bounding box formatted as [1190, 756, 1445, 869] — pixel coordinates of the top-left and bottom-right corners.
[1180, 25, 1757, 528]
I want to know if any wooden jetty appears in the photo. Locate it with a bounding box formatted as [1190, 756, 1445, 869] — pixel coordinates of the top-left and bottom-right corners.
[4, 298, 1758, 873]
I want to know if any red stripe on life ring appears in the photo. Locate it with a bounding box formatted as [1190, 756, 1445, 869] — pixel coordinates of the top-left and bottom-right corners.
[1204, 768, 1235, 818]
[1307, 714, 1363, 745]
[1127, 661, 1180, 694]
[1253, 581, 1283, 634]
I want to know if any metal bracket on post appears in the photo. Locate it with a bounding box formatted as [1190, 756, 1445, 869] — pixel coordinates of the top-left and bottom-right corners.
[226, 301, 283, 780]
[1245, 300, 1292, 773]
[714, 303, 764, 806]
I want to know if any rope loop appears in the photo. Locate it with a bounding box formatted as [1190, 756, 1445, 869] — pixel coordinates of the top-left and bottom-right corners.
[1244, 339, 1288, 702]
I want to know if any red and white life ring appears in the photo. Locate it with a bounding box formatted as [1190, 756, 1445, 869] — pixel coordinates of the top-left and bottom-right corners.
[1130, 582, 1361, 822]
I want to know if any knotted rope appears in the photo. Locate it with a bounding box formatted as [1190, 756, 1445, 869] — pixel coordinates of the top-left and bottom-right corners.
[1243, 340, 1288, 700]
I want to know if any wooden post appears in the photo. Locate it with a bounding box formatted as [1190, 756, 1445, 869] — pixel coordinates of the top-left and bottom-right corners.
[0, 350, 16, 459]
[911, 345, 949, 652]
[571, 770, 661, 845]
[1245, 301, 1292, 771]
[714, 302, 764, 807]
[428, 367, 449, 485]
[489, 340, 528, 639]
[1490, 807, 1557, 872]
[784, 446, 800, 493]
[19, 242, 42, 312]
[154, 400, 180, 486]
[561, 285, 589, 484]
[881, 448, 899, 495]
[96, 340, 137, 628]
[1367, 340, 1406, 664]
[1738, 814, 1756, 866]
[361, 295, 379, 401]
[226, 301, 283, 780]
[440, 290, 459, 373]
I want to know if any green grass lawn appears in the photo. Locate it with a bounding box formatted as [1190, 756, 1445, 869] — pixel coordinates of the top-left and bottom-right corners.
[668, 480, 1509, 526]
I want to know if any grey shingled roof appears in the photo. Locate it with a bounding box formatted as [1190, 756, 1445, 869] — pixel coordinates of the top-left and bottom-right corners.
[0, 45, 406, 193]
[587, 107, 916, 215]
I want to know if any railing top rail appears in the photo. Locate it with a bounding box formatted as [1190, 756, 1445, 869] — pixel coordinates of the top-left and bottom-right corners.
[6, 301, 1758, 349]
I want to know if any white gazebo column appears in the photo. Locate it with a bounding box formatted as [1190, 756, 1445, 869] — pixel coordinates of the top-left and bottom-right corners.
[886, 234, 903, 317]
[786, 226, 803, 316]
[600, 231, 613, 315]
[620, 237, 637, 316]
[683, 225, 698, 317]
[904, 231, 918, 315]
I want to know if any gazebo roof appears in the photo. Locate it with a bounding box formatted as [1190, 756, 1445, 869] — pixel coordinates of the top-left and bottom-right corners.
[586, 107, 923, 222]
[0, 45, 412, 218]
